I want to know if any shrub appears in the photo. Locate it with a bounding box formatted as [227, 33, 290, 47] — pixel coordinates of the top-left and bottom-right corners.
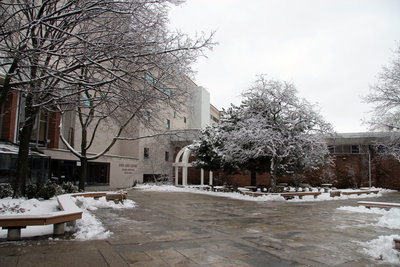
[61, 182, 78, 194]
[26, 180, 62, 199]
[26, 183, 38, 199]
[0, 183, 13, 198]
[38, 180, 57, 199]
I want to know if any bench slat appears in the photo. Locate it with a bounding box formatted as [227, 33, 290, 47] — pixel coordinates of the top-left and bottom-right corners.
[358, 201, 400, 209]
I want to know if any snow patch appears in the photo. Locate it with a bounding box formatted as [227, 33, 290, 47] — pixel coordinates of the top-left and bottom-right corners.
[74, 196, 136, 211]
[338, 205, 400, 264]
[71, 209, 111, 240]
[361, 235, 400, 265]
[137, 184, 391, 202]
[0, 194, 136, 241]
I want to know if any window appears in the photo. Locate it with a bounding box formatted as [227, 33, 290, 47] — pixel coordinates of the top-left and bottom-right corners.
[68, 127, 74, 147]
[173, 111, 176, 118]
[210, 114, 219, 123]
[144, 147, 149, 158]
[166, 119, 170, 129]
[144, 111, 150, 121]
[351, 145, 360, 154]
[184, 117, 187, 123]
[30, 110, 48, 145]
[165, 151, 169, 161]
[82, 92, 91, 107]
[145, 73, 171, 97]
[328, 145, 334, 154]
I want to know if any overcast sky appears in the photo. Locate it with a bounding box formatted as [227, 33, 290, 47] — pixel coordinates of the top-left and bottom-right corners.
[168, 0, 400, 133]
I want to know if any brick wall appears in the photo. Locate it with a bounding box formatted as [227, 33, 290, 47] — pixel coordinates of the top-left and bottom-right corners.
[1, 91, 18, 142]
[185, 154, 400, 190]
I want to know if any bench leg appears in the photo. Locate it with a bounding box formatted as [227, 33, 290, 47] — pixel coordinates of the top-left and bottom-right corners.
[53, 223, 65, 236]
[7, 228, 22, 241]
[299, 196, 303, 199]
[66, 220, 76, 227]
[394, 239, 400, 251]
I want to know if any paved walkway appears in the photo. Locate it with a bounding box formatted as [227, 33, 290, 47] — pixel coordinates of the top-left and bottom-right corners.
[0, 190, 399, 266]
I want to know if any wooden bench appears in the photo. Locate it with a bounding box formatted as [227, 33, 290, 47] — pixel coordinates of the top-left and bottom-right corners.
[330, 191, 341, 197]
[280, 192, 321, 200]
[105, 192, 127, 203]
[0, 191, 128, 241]
[72, 191, 127, 204]
[244, 186, 258, 192]
[357, 201, 400, 210]
[239, 191, 266, 197]
[0, 194, 82, 241]
[321, 183, 333, 193]
[257, 185, 268, 192]
[342, 190, 379, 196]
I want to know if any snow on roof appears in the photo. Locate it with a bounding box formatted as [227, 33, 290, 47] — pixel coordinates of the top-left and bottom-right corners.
[0, 142, 49, 157]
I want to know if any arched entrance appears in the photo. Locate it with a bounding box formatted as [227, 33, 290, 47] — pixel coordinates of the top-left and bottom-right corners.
[173, 145, 213, 186]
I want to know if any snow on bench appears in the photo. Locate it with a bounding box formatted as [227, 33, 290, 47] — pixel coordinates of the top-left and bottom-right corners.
[239, 191, 266, 197]
[280, 192, 321, 200]
[357, 201, 400, 210]
[342, 190, 379, 196]
[71, 191, 127, 203]
[0, 194, 82, 241]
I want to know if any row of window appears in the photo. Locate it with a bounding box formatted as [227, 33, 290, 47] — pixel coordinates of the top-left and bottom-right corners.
[143, 147, 169, 161]
[145, 112, 187, 129]
[328, 145, 363, 154]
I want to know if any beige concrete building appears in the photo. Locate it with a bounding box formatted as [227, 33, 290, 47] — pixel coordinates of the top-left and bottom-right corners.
[0, 73, 221, 189]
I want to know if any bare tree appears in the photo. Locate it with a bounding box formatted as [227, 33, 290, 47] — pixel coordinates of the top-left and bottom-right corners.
[57, 2, 212, 190]
[0, 0, 214, 195]
[365, 44, 400, 161]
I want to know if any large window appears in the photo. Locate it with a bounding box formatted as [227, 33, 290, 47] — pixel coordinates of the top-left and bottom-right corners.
[144, 147, 149, 158]
[17, 97, 49, 146]
[145, 73, 171, 97]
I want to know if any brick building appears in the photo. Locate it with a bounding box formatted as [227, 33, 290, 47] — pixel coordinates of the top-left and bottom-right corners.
[181, 132, 400, 190]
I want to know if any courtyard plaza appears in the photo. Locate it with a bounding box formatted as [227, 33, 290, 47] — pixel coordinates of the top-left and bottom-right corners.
[0, 189, 399, 266]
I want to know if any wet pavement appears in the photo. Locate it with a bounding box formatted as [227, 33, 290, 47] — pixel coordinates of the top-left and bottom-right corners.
[0, 189, 399, 266]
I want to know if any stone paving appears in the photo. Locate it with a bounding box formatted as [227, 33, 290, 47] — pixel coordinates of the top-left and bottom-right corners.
[0, 189, 399, 266]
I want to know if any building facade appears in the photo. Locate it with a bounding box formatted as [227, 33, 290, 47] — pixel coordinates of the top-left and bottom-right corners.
[0, 74, 220, 188]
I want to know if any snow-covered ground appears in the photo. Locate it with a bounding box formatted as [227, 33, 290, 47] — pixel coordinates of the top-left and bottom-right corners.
[0, 194, 136, 241]
[338, 206, 400, 264]
[136, 184, 395, 202]
[139, 184, 400, 264]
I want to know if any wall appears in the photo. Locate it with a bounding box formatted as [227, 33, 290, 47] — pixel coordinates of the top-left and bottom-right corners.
[190, 86, 210, 129]
[43, 148, 138, 189]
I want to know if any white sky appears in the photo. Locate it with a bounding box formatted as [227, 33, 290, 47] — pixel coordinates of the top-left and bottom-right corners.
[168, 0, 400, 133]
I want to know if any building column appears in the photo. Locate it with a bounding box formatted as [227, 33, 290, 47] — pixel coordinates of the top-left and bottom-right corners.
[200, 168, 204, 186]
[175, 166, 179, 186]
[182, 166, 188, 186]
[209, 171, 213, 186]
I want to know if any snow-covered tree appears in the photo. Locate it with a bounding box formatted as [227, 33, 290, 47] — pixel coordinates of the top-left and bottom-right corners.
[193, 75, 332, 191]
[191, 109, 240, 174]
[365, 44, 400, 162]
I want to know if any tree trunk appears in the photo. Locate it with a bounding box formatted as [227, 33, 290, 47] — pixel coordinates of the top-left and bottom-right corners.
[250, 171, 256, 186]
[79, 157, 87, 191]
[269, 158, 278, 192]
[13, 96, 37, 198]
